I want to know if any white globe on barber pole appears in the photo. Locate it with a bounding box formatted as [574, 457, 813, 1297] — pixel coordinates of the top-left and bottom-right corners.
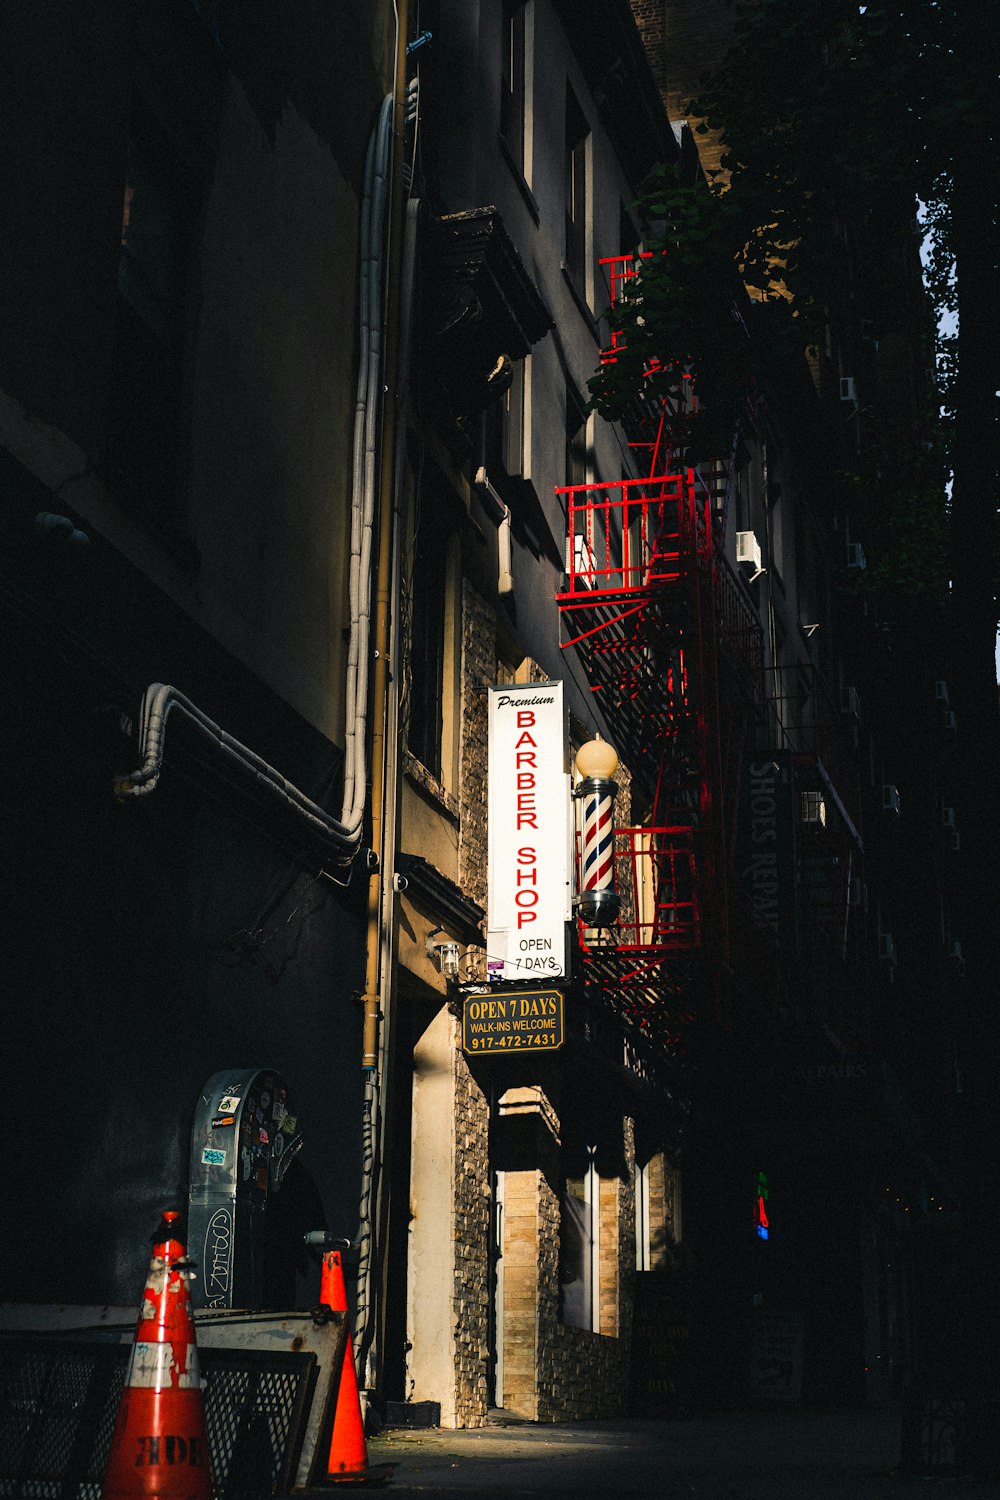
[487, 682, 572, 982]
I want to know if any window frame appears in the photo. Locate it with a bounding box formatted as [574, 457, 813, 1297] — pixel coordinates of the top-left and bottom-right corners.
[564, 86, 590, 295]
[560, 1143, 601, 1333]
[101, 108, 195, 529]
[499, 0, 527, 176]
[405, 501, 460, 791]
[634, 1157, 652, 1271]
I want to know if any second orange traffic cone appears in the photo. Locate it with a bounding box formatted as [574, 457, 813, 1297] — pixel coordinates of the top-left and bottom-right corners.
[319, 1251, 391, 1485]
[102, 1211, 212, 1500]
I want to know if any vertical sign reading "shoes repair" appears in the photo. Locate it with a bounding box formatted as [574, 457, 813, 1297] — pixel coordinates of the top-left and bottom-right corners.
[487, 682, 572, 982]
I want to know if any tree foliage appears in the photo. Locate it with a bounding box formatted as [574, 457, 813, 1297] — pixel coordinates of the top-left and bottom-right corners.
[590, 0, 998, 621]
[595, 0, 1000, 1362]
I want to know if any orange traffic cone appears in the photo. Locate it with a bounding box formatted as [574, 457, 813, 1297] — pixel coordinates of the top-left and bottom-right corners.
[102, 1211, 212, 1500]
[318, 1252, 391, 1486]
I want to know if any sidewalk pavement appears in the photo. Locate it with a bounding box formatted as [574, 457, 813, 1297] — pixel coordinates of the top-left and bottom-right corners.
[366, 1406, 997, 1497]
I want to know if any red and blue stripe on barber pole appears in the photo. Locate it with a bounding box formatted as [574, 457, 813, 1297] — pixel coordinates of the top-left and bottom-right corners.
[580, 785, 615, 898]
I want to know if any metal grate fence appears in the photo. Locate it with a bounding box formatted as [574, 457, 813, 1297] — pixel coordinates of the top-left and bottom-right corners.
[0, 1339, 315, 1500]
[899, 1389, 1000, 1480]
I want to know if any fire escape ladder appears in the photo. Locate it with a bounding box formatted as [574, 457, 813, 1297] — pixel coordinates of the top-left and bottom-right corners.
[555, 255, 766, 1047]
[557, 465, 711, 1043]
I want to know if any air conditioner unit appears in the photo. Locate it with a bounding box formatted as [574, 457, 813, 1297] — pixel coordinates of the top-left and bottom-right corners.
[943, 709, 957, 732]
[846, 542, 867, 570]
[840, 686, 860, 717]
[950, 830, 961, 852]
[840, 376, 857, 402]
[934, 680, 950, 704]
[800, 790, 826, 826]
[736, 530, 763, 574]
[942, 805, 956, 829]
[882, 784, 901, 815]
[879, 932, 897, 965]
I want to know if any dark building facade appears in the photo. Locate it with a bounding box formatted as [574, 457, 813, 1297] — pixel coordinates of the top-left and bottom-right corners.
[0, 0, 968, 1456]
[1, 1, 393, 1310]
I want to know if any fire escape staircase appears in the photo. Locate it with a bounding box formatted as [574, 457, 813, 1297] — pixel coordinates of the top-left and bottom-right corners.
[556, 258, 766, 1051]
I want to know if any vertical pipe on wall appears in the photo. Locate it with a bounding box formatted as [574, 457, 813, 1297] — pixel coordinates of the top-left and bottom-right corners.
[356, 0, 410, 1407]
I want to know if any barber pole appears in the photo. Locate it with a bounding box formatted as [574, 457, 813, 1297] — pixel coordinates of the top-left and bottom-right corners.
[575, 737, 620, 927]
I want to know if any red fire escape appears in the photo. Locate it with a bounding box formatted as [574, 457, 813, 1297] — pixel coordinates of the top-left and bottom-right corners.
[557, 255, 766, 1052]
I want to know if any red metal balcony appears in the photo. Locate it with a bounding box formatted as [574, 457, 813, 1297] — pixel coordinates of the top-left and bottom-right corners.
[559, 463, 766, 1044]
[558, 251, 767, 1042]
[556, 470, 713, 792]
[558, 469, 711, 604]
[580, 823, 700, 951]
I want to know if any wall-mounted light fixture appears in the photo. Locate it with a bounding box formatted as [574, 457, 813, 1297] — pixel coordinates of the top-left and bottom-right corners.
[425, 928, 461, 981]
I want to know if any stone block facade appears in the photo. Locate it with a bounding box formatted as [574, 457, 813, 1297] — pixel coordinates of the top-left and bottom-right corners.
[458, 580, 495, 921]
[498, 1086, 637, 1423]
[440, 582, 642, 1425]
[451, 581, 495, 1426]
[452, 1037, 491, 1427]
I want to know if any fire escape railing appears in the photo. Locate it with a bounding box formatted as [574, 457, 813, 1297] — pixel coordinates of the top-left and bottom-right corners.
[557, 469, 713, 808]
[556, 255, 768, 1047]
[557, 466, 766, 1044]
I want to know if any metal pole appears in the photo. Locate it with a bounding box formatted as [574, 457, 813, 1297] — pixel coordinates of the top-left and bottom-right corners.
[357, 0, 409, 1404]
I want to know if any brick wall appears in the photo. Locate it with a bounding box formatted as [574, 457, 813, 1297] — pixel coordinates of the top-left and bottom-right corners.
[503, 1167, 548, 1418]
[600, 1175, 620, 1336]
[451, 581, 496, 1425]
[453, 586, 639, 1423]
[536, 1116, 638, 1416]
[452, 1040, 491, 1427]
[534, 1112, 635, 1422]
[629, 1, 667, 92]
[647, 1148, 682, 1268]
[458, 581, 495, 920]
[630, 0, 736, 178]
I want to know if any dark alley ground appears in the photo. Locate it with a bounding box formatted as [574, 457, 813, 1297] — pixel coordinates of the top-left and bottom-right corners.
[363, 1405, 996, 1497]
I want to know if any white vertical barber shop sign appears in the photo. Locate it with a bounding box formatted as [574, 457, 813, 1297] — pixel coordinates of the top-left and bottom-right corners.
[487, 681, 572, 982]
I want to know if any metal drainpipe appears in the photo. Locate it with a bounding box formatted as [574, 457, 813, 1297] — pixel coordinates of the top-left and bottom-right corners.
[357, 0, 409, 1403]
[362, 2, 407, 1072]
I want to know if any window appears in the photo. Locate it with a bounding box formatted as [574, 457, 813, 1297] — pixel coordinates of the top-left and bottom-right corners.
[499, 2, 527, 177]
[565, 381, 593, 579]
[503, 357, 526, 475]
[635, 1147, 682, 1271]
[560, 1143, 600, 1331]
[102, 114, 191, 528]
[483, 357, 526, 478]
[565, 380, 587, 489]
[635, 1158, 652, 1271]
[407, 510, 448, 781]
[619, 200, 638, 261]
[564, 88, 589, 291]
[405, 473, 461, 788]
